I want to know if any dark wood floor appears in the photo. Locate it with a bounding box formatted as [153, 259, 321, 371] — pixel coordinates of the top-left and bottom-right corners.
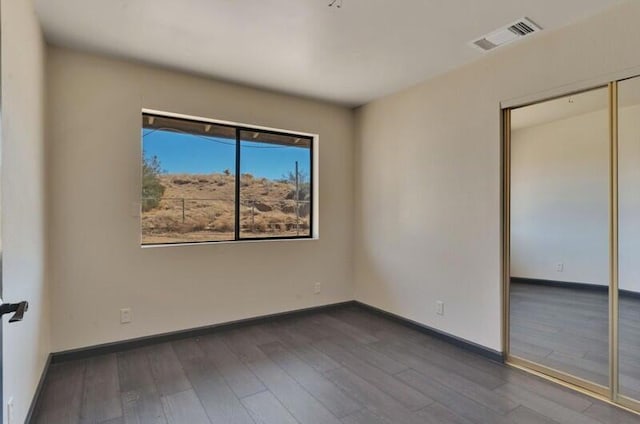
[34, 305, 640, 423]
[511, 281, 640, 400]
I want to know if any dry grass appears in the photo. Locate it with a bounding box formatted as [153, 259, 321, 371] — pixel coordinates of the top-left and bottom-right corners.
[141, 173, 310, 244]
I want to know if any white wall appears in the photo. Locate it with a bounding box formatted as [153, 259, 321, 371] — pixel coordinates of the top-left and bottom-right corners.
[1, 0, 50, 422]
[510, 109, 610, 287]
[47, 47, 355, 352]
[354, 1, 640, 352]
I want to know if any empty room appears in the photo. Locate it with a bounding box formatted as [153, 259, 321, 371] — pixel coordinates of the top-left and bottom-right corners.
[3, 0, 640, 423]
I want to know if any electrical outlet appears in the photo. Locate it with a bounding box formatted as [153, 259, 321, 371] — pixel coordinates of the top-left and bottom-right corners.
[314, 282, 321, 294]
[7, 397, 14, 424]
[556, 262, 564, 272]
[120, 308, 133, 324]
[436, 301, 445, 316]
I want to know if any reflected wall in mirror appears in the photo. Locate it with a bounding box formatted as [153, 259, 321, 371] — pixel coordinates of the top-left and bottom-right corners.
[618, 76, 640, 401]
[509, 87, 610, 387]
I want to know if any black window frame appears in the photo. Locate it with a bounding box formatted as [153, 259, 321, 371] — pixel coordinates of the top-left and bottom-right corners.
[141, 112, 315, 246]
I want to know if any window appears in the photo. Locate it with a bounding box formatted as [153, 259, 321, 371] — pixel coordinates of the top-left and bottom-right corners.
[141, 112, 314, 245]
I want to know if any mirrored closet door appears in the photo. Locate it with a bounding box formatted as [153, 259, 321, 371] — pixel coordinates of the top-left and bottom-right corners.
[508, 87, 611, 392]
[617, 75, 640, 406]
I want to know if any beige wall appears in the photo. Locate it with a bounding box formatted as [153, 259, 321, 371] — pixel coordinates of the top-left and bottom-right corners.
[47, 47, 355, 352]
[1, 0, 50, 422]
[354, 1, 640, 352]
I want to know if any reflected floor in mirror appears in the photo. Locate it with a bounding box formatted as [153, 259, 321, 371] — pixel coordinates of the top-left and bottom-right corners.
[510, 280, 640, 399]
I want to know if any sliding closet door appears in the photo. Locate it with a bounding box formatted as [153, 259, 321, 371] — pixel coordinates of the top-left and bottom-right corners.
[509, 87, 611, 389]
[617, 76, 640, 402]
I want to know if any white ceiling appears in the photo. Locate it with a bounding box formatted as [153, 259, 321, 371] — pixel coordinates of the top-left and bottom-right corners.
[35, 0, 624, 106]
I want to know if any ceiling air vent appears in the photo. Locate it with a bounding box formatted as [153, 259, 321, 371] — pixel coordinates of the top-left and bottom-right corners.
[471, 17, 542, 52]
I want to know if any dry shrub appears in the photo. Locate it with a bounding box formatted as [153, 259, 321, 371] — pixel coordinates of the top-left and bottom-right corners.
[191, 224, 206, 232]
[246, 216, 267, 233]
[173, 178, 192, 185]
[241, 209, 259, 217]
[214, 217, 234, 232]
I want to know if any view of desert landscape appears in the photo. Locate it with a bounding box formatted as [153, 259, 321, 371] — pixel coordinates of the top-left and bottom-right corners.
[140, 115, 313, 245]
[141, 172, 311, 244]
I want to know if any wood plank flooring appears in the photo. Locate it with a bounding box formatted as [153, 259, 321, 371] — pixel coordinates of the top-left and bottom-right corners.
[34, 305, 640, 423]
[511, 281, 640, 400]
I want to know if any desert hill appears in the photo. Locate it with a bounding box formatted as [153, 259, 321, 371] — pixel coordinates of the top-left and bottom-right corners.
[141, 173, 310, 244]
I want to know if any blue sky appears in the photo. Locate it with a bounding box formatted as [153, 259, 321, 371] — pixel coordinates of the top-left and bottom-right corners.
[142, 129, 310, 180]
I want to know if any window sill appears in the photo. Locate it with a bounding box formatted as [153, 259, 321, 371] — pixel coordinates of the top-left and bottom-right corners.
[141, 236, 319, 249]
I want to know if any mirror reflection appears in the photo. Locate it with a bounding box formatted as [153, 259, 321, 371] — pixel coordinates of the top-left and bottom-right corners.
[618, 76, 640, 400]
[509, 87, 610, 387]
